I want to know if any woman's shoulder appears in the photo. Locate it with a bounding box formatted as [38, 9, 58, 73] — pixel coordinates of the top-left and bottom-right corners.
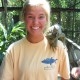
[57, 40, 66, 49]
[13, 37, 26, 45]
[7, 37, 26, 51]
[57, 40, 63, 46]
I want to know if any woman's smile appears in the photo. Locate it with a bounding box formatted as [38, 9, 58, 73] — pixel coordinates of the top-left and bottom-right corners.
[32, 26, 39, 30]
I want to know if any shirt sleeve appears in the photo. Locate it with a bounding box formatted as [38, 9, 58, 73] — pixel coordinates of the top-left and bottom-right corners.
[58, 45, 70, 79]
[0, 44, 14, 80]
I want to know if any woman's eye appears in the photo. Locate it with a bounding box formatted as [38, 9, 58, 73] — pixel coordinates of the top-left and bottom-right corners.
[27, 16, 33, 19]
[39, 16, 45, 19]
[39, 16, 44, 19]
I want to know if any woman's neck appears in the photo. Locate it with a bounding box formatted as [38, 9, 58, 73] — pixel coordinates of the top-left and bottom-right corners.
[27, 35, 44, 43]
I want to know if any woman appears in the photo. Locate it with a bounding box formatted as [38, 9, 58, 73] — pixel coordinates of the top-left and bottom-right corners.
[0, 0, 70, 80]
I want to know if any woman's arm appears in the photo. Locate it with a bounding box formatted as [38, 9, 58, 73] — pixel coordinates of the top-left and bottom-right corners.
[0, 53, 13, 80]
[0, 44, 14, 80]
[58, 41, 70, 80]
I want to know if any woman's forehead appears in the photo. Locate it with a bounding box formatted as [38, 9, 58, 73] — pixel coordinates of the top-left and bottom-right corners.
[26, 6, 47, 14]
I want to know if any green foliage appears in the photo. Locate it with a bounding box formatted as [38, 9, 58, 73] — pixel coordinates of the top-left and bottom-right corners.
[6, 21, 26, 47]
[0, 21, 26, 65]
[49, 0, 69, 8]
[8, 0, 23, 7]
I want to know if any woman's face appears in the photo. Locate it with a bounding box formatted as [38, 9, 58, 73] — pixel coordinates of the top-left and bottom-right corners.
[24, 6, 47, 37]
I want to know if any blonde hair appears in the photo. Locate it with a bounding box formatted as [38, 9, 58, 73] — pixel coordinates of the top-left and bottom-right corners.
[21, 0, 50, 32]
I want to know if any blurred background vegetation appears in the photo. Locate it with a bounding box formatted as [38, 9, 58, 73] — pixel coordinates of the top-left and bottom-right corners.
[0, 0, 80, 66]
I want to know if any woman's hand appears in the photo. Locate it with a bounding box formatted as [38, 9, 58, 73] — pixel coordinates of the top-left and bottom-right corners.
[71, 67, 80, 79]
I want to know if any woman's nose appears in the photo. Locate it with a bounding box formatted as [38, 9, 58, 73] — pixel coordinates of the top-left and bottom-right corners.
[33, 18, 39, 25]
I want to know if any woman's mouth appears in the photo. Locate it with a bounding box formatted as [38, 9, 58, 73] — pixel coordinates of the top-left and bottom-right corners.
[32, 26, 39, 30]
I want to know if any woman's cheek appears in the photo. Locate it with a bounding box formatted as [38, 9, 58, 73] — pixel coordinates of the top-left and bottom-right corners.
[27, 18, 33, 24]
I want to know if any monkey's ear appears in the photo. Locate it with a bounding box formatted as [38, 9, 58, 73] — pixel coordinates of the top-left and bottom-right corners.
[52, 27, 58, 33]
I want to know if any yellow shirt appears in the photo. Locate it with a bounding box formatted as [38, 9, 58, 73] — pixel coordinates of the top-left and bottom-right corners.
[0, 37, 70, 80]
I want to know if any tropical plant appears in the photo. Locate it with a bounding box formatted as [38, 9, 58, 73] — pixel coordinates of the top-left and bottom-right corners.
[0, 21, 26, 65]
